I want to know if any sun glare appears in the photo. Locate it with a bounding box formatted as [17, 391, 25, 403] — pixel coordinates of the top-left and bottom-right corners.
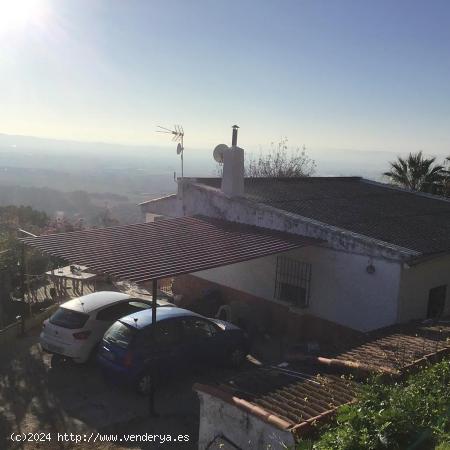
[0, 0, 45, 33]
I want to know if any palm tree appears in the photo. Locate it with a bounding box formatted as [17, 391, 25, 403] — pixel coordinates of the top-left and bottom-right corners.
[443, 156, 450, 197]
[384, 151, 445, 191]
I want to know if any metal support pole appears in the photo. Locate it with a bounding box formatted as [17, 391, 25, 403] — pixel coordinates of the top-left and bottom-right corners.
[181, 134, 184, 179]
[20, 243, 26, 299]
[152, 279, 157, 331]
[148, 278, 158, 416]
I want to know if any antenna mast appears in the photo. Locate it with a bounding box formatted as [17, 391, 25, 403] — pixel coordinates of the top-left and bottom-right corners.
[156, 125, 185, 178]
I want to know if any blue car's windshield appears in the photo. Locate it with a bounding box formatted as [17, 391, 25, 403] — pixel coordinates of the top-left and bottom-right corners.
[104, 321, 136, 348]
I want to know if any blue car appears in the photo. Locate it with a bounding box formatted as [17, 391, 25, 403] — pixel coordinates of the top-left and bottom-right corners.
[97, 307, 248, 394]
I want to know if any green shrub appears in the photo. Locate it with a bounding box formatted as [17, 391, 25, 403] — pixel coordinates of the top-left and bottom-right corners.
[435, 433, 450, 450]
[302, 359, 450, 450]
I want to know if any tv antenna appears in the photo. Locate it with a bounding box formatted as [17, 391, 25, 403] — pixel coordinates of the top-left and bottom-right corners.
[156, 124, 185, 178]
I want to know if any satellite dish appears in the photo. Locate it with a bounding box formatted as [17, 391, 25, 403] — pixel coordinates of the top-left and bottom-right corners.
[176, 143, 183, 155]
[213, 144, 228, 163]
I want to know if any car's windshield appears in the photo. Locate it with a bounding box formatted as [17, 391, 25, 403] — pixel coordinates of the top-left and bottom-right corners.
[128, 301, 151, 309]
[104, 321, 136, 349]
[49, 307, 89, 329]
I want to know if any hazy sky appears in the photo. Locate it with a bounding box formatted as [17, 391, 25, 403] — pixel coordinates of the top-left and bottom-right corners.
[1, 0, 449, 153]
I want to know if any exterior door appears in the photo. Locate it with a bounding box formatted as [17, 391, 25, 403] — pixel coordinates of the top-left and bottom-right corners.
[427, 285, 446, 319]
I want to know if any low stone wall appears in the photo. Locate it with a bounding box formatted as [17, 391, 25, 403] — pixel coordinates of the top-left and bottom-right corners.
[0, 304, 58, 349]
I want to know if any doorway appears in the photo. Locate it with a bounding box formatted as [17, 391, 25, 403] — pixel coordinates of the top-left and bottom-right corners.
[427, 285, 447, 319]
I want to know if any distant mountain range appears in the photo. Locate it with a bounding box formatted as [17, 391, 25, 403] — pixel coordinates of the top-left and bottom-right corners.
[1, 132, 448, 223]
[3, 131, 447, 181]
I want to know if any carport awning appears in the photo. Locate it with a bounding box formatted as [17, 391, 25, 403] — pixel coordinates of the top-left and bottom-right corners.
[21, 216, 321, 283]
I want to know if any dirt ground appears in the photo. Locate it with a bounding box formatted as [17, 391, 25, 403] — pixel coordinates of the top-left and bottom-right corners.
[0, 327, 254, 450]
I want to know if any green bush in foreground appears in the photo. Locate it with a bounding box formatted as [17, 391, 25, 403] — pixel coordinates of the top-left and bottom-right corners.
[299, 359, 450, 450]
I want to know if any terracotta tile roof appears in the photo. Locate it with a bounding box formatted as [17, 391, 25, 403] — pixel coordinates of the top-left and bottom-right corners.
[289, 321, 450, 376]
[194, 366, 357, 434]
[193, 177, 450, 256]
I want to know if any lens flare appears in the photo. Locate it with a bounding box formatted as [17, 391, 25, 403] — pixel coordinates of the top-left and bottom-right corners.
[0, 0, 46, 33]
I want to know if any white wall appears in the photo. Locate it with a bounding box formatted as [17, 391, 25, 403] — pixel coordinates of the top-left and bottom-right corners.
[141, 194, 182, 220]
[145, 213, 161, 222]
[197, 391, 294, 450]
[194, 246, 402, 332]
[398, 254, 450, 322]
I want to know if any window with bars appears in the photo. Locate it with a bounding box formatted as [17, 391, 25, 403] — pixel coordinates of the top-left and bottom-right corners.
[274, 256, 311, 308]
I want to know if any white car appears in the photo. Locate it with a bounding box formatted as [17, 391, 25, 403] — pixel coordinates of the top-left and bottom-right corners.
[40, 291, 174, 363]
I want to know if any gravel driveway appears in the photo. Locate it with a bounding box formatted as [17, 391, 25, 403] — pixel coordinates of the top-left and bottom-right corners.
[0, 327, 247, 450]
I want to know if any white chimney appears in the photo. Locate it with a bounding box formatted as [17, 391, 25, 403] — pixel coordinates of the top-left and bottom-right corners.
[221, 125, 244, 197]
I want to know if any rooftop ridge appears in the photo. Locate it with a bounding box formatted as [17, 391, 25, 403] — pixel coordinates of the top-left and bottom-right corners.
[361, 178, 450, 204]
[141, 176, 450, 257]
[191, 176, 363, 182]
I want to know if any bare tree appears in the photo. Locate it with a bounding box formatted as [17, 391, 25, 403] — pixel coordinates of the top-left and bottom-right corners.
[245, 138, 316, 178]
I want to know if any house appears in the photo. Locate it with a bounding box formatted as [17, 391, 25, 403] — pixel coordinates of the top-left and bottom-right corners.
[140, 137, 450, 341]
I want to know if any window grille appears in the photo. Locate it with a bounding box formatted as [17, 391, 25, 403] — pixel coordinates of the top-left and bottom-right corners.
[274, 256, 311, 308]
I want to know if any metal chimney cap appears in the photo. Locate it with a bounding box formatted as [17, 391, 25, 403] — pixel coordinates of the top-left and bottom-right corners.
[231, 125, 239, 147]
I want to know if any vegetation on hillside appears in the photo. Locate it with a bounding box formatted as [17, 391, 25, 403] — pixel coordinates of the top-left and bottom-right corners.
[0, 206, 52, 326]
[298, 359, 450, 450]
[0, 185, 141, 225]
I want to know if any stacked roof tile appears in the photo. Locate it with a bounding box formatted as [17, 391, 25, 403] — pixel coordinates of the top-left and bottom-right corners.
[323, 321, 450, 375]
[195, 366, 357, 433]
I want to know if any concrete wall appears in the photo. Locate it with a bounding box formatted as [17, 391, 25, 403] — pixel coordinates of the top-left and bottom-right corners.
[193, 246, 401, 332]
[197, 391, 294, 450]
[398, 254, 450, 322]
[141, 194, 182, 220]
